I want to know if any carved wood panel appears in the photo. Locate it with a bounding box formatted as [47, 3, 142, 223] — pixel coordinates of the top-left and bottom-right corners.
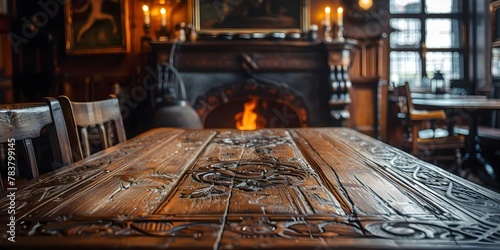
[1, 128, 499, 249]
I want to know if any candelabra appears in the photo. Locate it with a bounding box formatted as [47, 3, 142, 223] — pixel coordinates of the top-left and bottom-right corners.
[157, 26, 169, 41]
[141, 0, 181, 40]
[337, 25, 344, 41]
[324, 24, 332, 42]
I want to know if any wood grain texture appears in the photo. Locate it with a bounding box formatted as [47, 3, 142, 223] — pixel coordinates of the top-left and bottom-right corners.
[0, 103, 53, 140]
[1, 128, 499, 249]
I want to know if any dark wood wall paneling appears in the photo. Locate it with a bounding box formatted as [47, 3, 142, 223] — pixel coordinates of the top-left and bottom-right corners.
[0, 12, 12, 104]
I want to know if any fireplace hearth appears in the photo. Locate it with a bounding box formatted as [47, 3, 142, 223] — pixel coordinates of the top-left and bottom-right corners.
[147, 40, 357, 129]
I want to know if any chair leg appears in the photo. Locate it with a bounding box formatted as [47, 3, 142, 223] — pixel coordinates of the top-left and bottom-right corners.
[23, 139, 39, 179]
[81, 128, 91, 158]
[453, 148, 462, 174]
[411, 124, 419, 156]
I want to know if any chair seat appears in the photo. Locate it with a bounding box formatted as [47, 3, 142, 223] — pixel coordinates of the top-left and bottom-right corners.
[410, 109, 446, 121]
[405, 134, 465, 146]
[416, 135, 465, 146]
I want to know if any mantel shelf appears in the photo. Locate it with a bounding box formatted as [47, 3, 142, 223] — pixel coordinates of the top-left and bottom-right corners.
[148, 39, 358, 72]
[150, 39, 358, 51]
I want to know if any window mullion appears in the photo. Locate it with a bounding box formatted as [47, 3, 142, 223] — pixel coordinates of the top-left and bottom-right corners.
[421, 0, 427, 78]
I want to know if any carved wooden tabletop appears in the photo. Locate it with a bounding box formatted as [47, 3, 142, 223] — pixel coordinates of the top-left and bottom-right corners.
[1, 128, 499, 249]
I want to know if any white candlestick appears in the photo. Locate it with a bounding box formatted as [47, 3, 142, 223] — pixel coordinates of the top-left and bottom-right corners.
[160, 8, 167, 28]
[337, 7, 343, 27]
[324, 7, 331, 27]
[142, 5, 150, 25]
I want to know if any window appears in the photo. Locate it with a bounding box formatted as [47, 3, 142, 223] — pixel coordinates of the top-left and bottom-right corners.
[389, 0, 465, 89]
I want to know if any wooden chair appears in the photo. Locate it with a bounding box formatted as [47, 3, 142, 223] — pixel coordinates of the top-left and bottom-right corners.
[58, 95, 126, 161]
[0, 98, 73, 191]
[394, 82, 465, 169]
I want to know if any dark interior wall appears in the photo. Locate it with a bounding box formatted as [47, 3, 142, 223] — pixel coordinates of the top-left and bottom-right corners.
[6, 0, 492, 95]
[9, 0, 62, 102]
[470, 0, 491, 92]
[5, 0, 495, 135]
[8, 0, 345, 103]
[9, 0, 141, 102]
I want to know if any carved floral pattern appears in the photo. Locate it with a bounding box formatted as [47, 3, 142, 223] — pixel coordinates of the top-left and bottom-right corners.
[186, 160, 313, 193]
[365, 221, 470, 240]
[0, 131, 171, 216]
[3, 128, 500, 249]
[212, 132, 292, 148]
[31, 215, 359, 240]
[335, 129, 500, 223]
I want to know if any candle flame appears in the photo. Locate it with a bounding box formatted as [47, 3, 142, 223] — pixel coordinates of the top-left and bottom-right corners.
[160, 8, 166, 15]
[142, 5, 149, 12]
[325, 7, 331, 14]
[338, 7, 343, 14]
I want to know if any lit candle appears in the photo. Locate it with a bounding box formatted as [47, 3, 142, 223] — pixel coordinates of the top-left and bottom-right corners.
[160, 8, 167, 28]
[337, 7, 343, 27]
[324, 7, 331, 27]
[142, 5, 150, 26]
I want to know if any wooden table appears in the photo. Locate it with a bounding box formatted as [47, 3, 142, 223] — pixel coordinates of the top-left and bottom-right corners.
[1, 128, 499, 249]
[412, 99, 500, 184]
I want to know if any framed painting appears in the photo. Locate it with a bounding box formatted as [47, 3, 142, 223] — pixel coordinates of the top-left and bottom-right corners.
[65, 0, 130, 55]
[192, 0, 309, 33]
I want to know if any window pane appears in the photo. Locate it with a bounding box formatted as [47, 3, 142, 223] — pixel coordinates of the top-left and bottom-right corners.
[492, 48, 500, 77]
[390, 19, 421, 48]
[426, 52, 462, 85]
[390, 51, 422, 86]
[425, 19, 460, 48]
[390, 0, 421, 14]
[426, 0, 461, 13]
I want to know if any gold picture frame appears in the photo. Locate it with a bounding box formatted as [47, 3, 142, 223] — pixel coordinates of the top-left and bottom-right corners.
[65, 0, 130, 55]
[192, 0, 310, 34]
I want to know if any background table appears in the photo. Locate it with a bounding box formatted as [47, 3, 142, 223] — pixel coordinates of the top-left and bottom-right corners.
[411, 93, 487, 100]
[412, 98, 500, 184]
[1, 128, 499, 249]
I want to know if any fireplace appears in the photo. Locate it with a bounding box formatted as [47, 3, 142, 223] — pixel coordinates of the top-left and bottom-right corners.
[194, 78, 308, 129]
[147, 40, 357, 129]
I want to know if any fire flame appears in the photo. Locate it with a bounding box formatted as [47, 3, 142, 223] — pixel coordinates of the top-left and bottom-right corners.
[235, 97, 259, 130]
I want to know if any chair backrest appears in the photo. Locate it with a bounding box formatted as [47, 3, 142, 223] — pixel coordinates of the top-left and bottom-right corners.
[394, 82, 415, 117]
[58, 95, 126, 161]
[0, 98, 73, 190]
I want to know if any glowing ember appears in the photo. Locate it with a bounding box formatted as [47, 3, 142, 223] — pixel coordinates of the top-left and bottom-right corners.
[235, 97, 259, 130]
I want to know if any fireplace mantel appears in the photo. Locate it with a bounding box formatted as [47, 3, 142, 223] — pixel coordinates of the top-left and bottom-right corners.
[147, 40, 358, 127]
[150, 40, 357, 72]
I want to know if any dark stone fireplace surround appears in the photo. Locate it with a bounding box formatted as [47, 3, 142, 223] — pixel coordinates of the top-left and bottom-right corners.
[148, 40, 357, 128]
